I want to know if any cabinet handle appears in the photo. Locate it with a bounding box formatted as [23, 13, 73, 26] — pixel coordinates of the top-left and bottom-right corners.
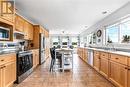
[0, 66, 6, 69]
[115, 58, 119, 60]
[3, 66, 6, 68]
[125, 67, 128, 69]
[1, 59, 4, 61]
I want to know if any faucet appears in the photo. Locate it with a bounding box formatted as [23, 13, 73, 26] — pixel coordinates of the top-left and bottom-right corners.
[105, 43, 116, 51]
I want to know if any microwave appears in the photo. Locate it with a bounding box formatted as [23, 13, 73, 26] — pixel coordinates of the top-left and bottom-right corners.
[0, 27, 10, 40]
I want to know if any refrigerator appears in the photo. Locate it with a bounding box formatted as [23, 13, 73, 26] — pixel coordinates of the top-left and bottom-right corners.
[39, 33, 45, 64]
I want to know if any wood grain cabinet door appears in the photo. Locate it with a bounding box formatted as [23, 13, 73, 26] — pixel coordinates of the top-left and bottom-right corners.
[36, 50, 39, 65]
[109, 61, 127, 87]
[3, 61, 16, 87]
[15, 15, 24, 32]
[28, 23, 33, 40]
[0, 1, 14, 23]
[128, 67, 130, 87]
[93, 55, 100, 71]
[0, 67, 3, 87]
[100, 58, 109, 78]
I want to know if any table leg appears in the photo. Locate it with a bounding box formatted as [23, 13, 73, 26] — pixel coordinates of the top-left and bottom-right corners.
[72, 52, 73, 71]
[55, 51, 56, 72]
[62, 53, 64, 72]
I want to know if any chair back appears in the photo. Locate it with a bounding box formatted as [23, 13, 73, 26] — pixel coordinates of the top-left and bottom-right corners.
[50, 48, 55, 59]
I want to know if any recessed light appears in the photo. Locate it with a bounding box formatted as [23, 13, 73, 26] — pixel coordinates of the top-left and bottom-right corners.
[102, 11, 107, 14]
[85, 26, 88, 28]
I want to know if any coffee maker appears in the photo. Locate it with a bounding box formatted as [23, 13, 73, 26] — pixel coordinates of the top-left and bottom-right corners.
[19, 41, 25, 51]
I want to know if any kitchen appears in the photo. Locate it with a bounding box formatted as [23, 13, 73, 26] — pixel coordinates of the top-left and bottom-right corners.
[0, 0, 130, 87]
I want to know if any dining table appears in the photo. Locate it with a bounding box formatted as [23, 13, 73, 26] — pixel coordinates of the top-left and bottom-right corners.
[55, 48, 74, 72]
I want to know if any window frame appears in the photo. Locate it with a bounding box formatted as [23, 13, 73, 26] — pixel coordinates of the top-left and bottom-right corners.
[104, 16, 130, 45]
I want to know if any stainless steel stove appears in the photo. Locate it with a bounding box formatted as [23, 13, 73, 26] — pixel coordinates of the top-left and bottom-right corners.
[16, 51, 33, 83]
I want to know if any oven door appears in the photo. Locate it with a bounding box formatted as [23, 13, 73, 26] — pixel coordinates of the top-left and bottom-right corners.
[0, 27, 10, 40]
[17, 54, 33, 76]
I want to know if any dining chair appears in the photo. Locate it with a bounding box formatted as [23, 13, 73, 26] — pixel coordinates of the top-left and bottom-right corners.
[49, 48, 62, 72]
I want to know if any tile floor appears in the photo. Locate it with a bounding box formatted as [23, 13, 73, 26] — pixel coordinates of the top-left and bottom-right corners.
[16, 54, 115, 87]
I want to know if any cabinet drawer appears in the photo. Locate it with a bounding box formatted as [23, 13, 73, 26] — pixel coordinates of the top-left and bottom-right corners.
[94, 51, 100, 56]
[0, 53, 16, 65]
[100, 52, 109, 59]
[110, 54, 128, 65]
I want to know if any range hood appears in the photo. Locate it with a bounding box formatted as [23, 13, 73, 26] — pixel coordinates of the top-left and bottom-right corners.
[14, 31, 25, 40]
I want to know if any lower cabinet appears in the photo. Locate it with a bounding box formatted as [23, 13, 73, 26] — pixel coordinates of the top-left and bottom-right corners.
[128, 68, 130, 87]
[32, 49, 39, 68]
[0, 68, 3, 87]
[3, 61, 16, 87]
[109, 61, 127, 87]
[93, 55, 100, 71]
[0, 53, 16, 87]
[100, 58, 109, 78]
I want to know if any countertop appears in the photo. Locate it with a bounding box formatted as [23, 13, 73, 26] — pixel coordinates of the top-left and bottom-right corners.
[85, 47, 130, 57]
[0, 48, 39, 55]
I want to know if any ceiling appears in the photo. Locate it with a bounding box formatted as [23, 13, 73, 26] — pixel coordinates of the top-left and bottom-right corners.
[15, 0, 129, 34]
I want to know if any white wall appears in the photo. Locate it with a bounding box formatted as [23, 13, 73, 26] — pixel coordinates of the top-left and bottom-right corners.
[80, 2, 130, 46]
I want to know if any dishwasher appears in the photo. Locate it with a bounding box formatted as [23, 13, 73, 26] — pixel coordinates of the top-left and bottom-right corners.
[87, 49, 94, 66]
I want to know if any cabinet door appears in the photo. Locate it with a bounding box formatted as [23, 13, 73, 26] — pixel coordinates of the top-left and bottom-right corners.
[33, 52, 36, 68]
[3, 61, 16, 87]
[28, 23, 33, 40]
[15, 15, 24, 32]
[109, 61, 127, 87]
[24, 21, 33, 40]
[100, 58, 109, 78]
[24, 21, 29, 39]
[128, 68, 130, 87]
[93, 55, 100, 71]
[0, 67, 3, 87]
[0, 1, 14, 23]
[36, 50, 39, 65]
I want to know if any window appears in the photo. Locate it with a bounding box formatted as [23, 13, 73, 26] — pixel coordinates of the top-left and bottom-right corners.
[106, 25, 119, 43]
[120, 20, 130, 43]
[62, 37, 68, 47]
[52, 37, 59, 46]
[105, 16, 130, 44]
[71, 37, 78, 48]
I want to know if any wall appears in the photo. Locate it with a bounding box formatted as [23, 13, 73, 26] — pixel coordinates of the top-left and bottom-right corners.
[80, 2, 130, 47]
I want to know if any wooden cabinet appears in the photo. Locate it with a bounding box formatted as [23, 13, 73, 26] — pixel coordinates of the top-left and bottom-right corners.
[15, 14, 24, 32]
[0, 68, 3, 87]
[0, 0, 14, 24]
[15, 14, 34, 40]
[3, 61, 16, 87]
[0, 53, 16, 87]
[128, 67, 130, 87]
[32, 49, 39, 68]
[109, 61, 127, 87]
[93, 51, 100, 71]
[32, 25, 49, 60]
[100, 52, 109, 78]
[77, 48, 88, 63]
[100, 57, 109, 78]
[24, 21, 33, 40]
[78, 48, 130, 87]
[110, 54, 127, 65]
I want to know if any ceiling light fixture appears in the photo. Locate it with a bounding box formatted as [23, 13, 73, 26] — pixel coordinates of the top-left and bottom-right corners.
[102, 11, 107, 14]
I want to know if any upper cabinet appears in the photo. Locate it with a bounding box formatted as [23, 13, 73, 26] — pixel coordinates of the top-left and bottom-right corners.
[24, 20, 33, 40]
[15, 14, 24, 32]
[0, 0, 14, 25]
[15, 14, 34, 40]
